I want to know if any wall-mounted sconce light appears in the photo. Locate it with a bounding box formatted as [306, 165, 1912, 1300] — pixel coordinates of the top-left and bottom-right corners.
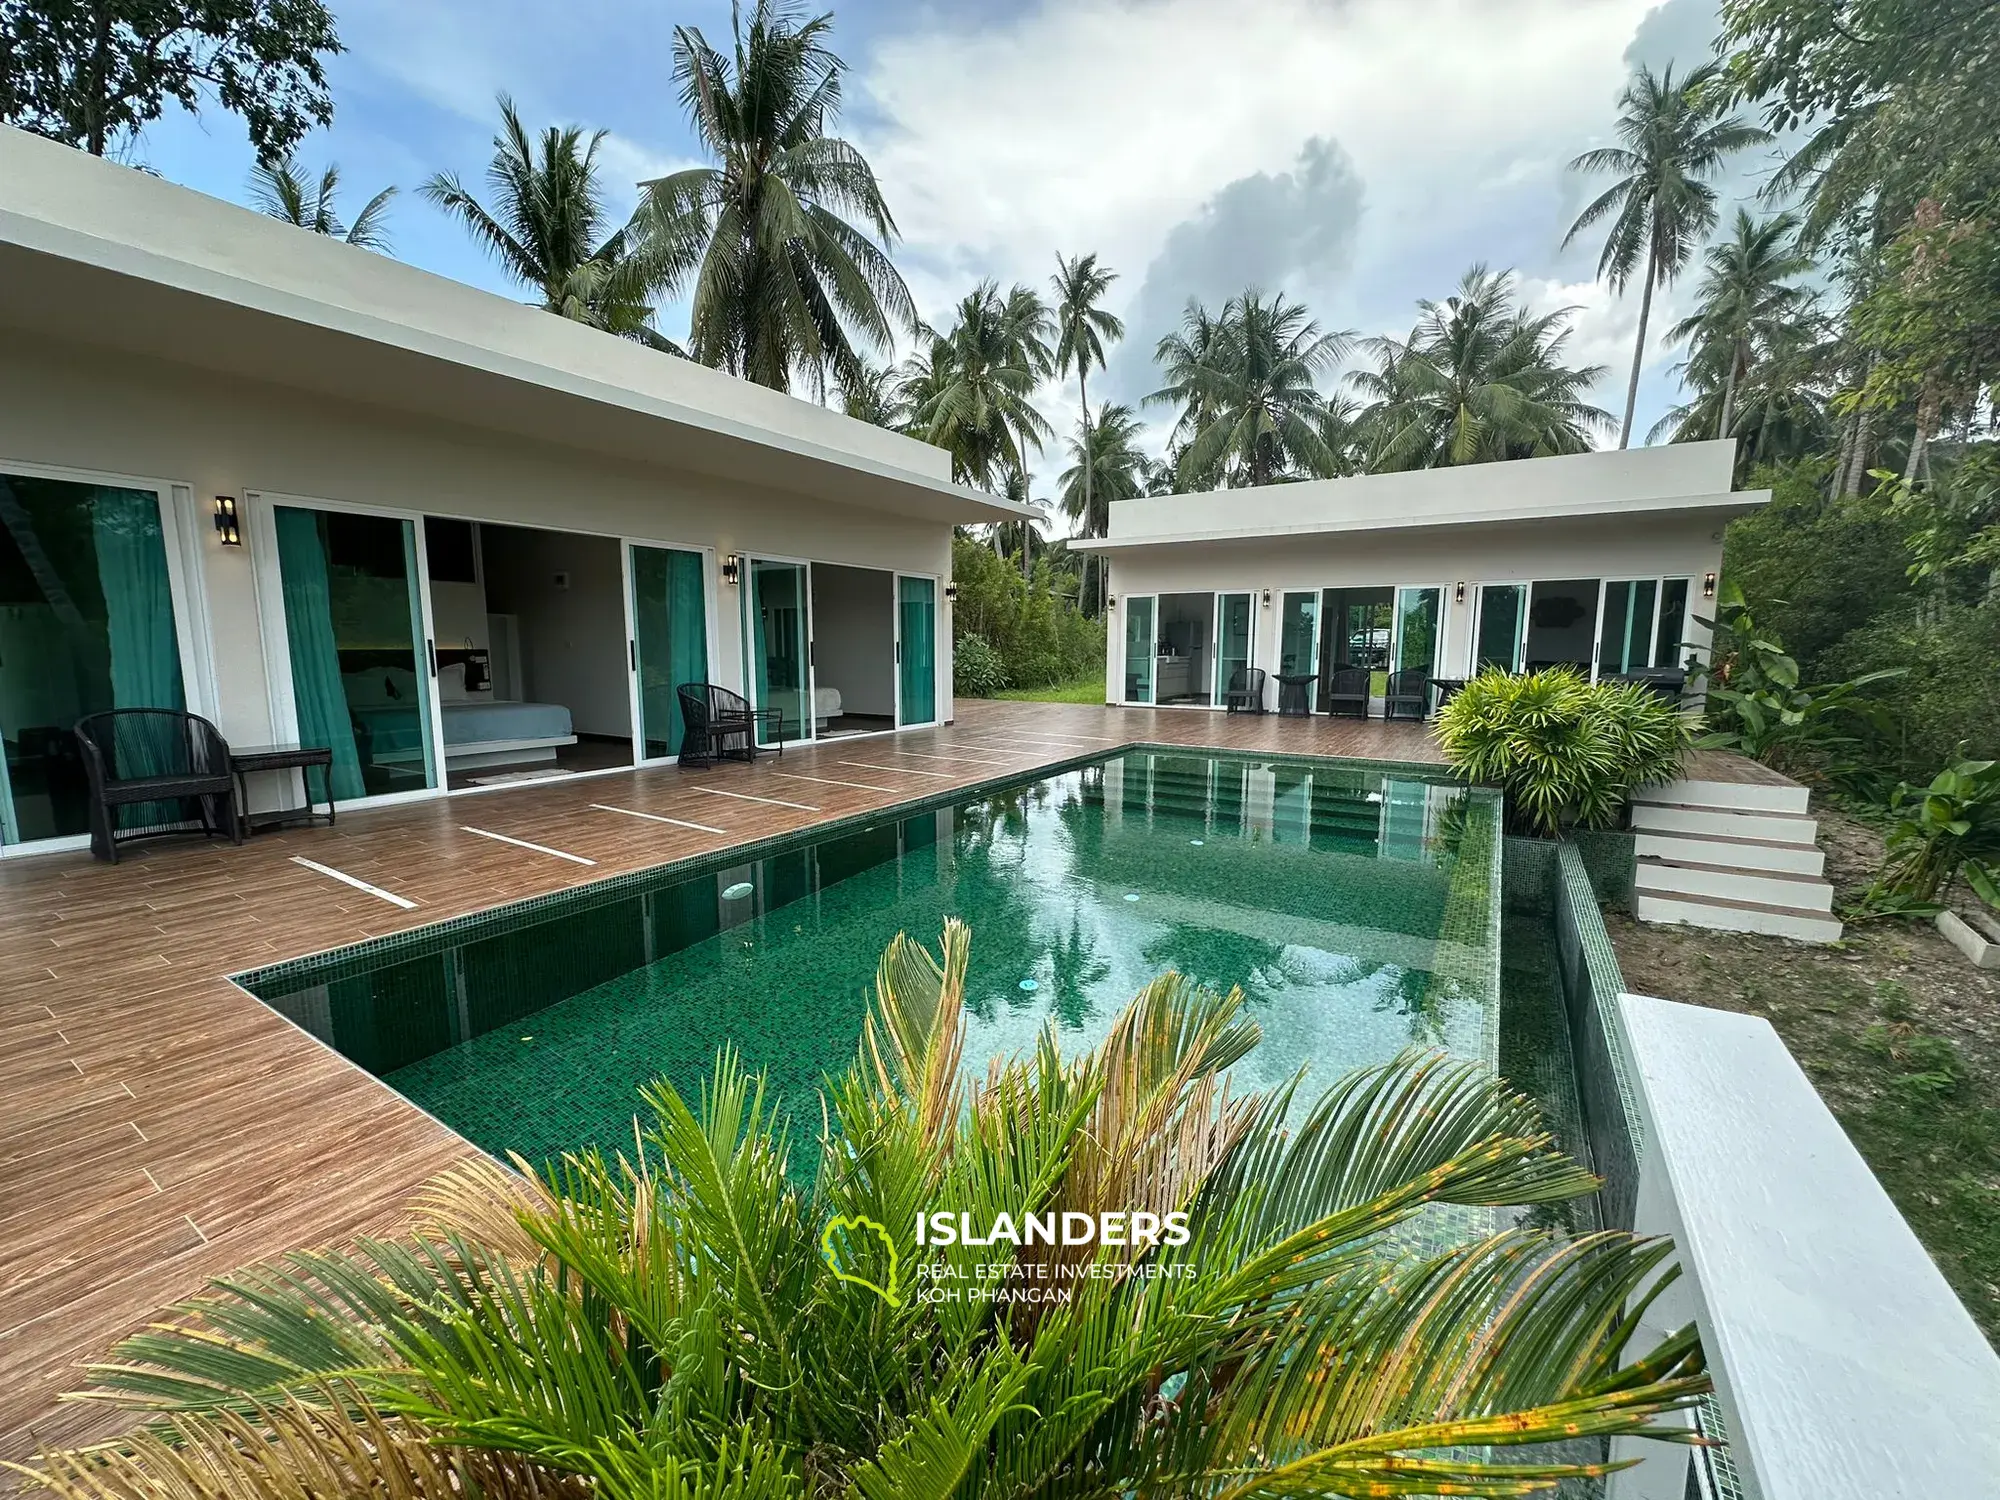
[212, 495, 241, 547]
[1702, 571, 1717, 599]
[1454, 581, 1466, 604]
[1260, 589, 1272, 609]
[943, 582, 959, 602]
[1107, 595, 1117, 609]
[721, 554, 742, 586]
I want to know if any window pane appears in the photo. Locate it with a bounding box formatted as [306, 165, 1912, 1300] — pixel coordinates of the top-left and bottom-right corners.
[1278, 591, 1317, 675]
[1655, 578, 1691, 669]
[1475, 584, 1524, 673]
[1122, 597, 1155, 702]
[0, 473, 186, 844]
[1394, 587, 1441, 674]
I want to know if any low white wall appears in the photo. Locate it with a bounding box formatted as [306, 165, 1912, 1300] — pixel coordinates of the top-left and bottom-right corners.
[0, 331, 954, 749]
[1100, 511, 1726, 699]
[1609, 993, 2000, 1500]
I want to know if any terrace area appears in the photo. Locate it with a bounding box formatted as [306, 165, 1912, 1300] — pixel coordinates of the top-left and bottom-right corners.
[0, 701, 1441, 1456]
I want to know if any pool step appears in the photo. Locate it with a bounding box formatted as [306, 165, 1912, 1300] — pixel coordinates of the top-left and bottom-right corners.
[1633, 890, 1845, 944]
[1630, 769, 1841, 944]
[1633, 827, 1825, 876]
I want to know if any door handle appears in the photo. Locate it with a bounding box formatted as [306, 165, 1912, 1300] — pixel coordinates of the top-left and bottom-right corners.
[426, 638, 436, 676]
[630, 639, 637, 671]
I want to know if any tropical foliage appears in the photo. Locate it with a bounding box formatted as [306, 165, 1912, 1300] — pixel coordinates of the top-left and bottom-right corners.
[249, 157, 396, 250]
[634, 0, 914, 393]
[1562, 61, 1770, 447]
[949, 533, 1100, 692]
[1352, 267, 1612, 469]
[902, 282, 1053, 491]
[421, 96, 675, 348]
[1434, 668, 1694, 837]
[18, 923, 1709, 1500]
[1863, 759, 2000, 915]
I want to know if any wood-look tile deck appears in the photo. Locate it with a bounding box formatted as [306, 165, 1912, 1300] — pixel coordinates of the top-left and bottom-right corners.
[0, 702, 1441, 1455]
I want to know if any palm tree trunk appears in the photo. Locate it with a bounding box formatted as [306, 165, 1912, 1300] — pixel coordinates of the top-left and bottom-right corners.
[1618, 246, 1657, 450]
[1717, 343, 1741, 442]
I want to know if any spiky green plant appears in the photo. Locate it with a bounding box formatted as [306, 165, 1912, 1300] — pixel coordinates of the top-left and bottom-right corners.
[1435, 668, 1694, 837]
[16, 923, 1708, 1499]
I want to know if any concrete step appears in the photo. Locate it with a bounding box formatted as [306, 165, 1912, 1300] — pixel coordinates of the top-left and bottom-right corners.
[1634, 827, 1826, 876]
[1630, 801, 1820, 844]
[1634, 890, 1844, 944]
[1633, 775, 1811, 816]
[1636, 856, 1836, 912]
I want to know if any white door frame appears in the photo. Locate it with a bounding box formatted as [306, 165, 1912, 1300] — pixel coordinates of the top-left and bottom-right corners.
[1119, 592, 1159, 705]
[740, 551, 816, 746]
[1211, 589, 1255, 708]
[1389, 582, 1452, 678]
[892, 570, 942, 729]
[621, 537, 722, 766]
[247, 489, 447, 813]
[0, 457, 218, 857]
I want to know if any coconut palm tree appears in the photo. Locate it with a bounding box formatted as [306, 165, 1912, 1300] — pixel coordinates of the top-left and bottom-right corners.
[421, 94, 672, 348]
[248, 158, 396, 250]
[1563, 61, 1770, 448]
[1148, 290, 1350, 488]
[26, 922, 1709, 1500]
[1352, 266, 1612, 470]
[1664, 208, 1814, 441]
[905, 281, 1053, 496]
[834, 358, 899, 427]
[1051, 253, 1124, 587]
[1059, 402, 1147, 612]
[636, 0, 914, 394]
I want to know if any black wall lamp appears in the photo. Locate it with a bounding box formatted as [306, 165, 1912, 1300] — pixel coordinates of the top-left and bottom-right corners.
[944, 582, 958, 601]
[1454, 581, 1466, 604]
[212, 495, 241, 546]
[1702, 571, 1717, 599]
[721, 554, 742, 586]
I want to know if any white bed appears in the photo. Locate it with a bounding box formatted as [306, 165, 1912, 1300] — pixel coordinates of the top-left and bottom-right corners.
[440, 699, 577, 769]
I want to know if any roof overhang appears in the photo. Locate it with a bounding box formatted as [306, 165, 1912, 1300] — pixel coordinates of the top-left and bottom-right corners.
[0, 129, 1028, 528]
[1073, 487, 1767, 551]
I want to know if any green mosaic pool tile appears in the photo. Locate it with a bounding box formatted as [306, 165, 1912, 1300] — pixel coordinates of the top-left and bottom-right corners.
[1570, 828, 1638, 912]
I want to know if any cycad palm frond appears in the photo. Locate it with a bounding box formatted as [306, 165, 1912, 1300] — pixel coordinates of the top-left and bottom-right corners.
[30, 925, 1709, 1500]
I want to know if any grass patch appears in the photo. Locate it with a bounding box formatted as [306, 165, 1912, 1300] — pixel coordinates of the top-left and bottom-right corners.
[994, 675, 1106, 704]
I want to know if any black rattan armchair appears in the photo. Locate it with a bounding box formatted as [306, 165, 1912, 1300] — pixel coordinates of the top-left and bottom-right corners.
[73, 709, 240, 863]
[1322, 666, 1370, 719]
[677, 683, 783, 767]
[1383, 668, 1432, 721]
[1223, 666, 1267, 714]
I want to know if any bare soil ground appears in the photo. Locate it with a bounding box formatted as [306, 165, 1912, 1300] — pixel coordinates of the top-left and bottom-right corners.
[1607, 804, 2000, 1346]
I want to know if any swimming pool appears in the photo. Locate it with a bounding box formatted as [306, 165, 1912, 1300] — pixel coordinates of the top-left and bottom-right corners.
[244, 751, 1506, 1168]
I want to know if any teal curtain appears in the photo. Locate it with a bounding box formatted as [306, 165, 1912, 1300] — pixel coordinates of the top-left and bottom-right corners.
[898, 575, 936, 725]
[91, 489, 188, 826]
[275, 507, 366, 800]
[667, 549, 708, 753]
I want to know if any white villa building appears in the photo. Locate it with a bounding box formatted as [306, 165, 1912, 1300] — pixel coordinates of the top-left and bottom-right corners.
[0, 126, 1025, 859]
[1080, 443, 1762, 715]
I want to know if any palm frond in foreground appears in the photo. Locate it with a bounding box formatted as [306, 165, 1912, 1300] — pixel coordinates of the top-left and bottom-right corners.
[16, 921, 1707, 1499]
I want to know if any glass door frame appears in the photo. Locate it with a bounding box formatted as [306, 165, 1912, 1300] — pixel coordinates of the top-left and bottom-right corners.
[893, 569, 942, 729]
[1467, 579, 1531, 676]
[1388, 581, 1452, 679]
[1211, 589, 1255, 710]
[0, 456, 217, 857]
[1594, 575, 1693, 680]
[738, 550, 816, 747]
[1118, 592, 1158, 705]
[621, 536, 722, 767]
[247, 489, 448, 813]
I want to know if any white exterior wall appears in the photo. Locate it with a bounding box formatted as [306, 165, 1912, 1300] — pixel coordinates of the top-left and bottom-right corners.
[1100, 510, 1728, 700]
[0, 332, 955, 752]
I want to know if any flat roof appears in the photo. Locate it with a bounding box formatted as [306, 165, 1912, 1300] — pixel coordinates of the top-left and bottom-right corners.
[0, 126, 1026, 528]
[1074, 443, 1766, 550]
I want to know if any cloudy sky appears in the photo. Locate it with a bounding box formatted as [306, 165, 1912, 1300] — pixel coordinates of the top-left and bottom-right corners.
[129, 0, 1782, 511]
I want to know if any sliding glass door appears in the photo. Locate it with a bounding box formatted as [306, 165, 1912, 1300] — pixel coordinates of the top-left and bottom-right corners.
[1598, 576, 1693, 678]
[269, 503, 438, 802]
[747, 557, 812, 745]
[1391, 586, 1444, 677]
[896, 574, 938, 727]
[1277, 591, 1318, 679]
[1472, 583, 1527, 674]
[628, 543, 711, 761]
[1121, 594, 1157, 704]
[1214, 591, 1253, 703]
[0, 470, 198, 848]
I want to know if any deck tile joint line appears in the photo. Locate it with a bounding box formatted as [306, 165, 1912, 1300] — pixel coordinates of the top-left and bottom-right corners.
[290, 855, 419, 910]
[590, 804, 728, 835]
[839, 760, 952, 778]
[459, 827, 597, 866]
[771, 773, 898, 794]
[685, 786, 820, 811]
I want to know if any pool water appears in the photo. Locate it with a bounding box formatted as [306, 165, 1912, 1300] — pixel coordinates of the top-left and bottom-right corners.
[247, 752, 1507, 1169]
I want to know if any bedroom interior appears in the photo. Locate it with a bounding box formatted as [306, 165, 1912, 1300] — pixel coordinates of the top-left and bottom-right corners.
[804, 563, 896, 739]
[425, 517, 633, 783]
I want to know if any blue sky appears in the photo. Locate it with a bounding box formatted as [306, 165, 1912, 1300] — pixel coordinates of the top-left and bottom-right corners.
[127, 0, 1780, 507]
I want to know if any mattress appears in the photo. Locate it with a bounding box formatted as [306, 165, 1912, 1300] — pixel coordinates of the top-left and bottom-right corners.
[441, 700, 573, 746]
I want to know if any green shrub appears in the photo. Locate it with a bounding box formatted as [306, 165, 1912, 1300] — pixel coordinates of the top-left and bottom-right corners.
[1820, 603, 2000, 780]
[1435, 668, 1693, 838]
[950, 534, 1104, 690]
[952, 631, 1009, 697]
[1859, 758, 2000, 915]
